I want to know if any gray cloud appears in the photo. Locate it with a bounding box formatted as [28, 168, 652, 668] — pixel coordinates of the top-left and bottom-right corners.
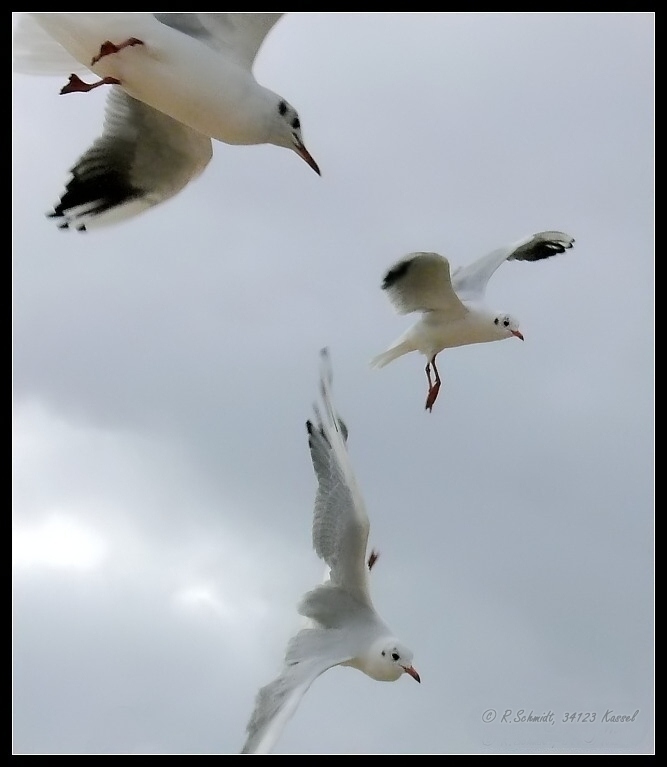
[12, 12, 654, 754]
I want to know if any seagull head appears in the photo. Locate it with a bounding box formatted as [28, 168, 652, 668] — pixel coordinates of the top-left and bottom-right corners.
[493, 313, 524, 341]
[272, 98, 321, 175]
[365, 639, 420, 683]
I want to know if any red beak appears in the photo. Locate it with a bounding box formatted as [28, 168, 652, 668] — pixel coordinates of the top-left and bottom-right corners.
[512, 330, 524, 341]
[402, 665, 421, 683]
[294, 139, 321, 176]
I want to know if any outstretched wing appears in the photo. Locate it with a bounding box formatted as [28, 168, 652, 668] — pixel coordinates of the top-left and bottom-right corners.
[306, 349, 372, 605]
[380, 252, 467, 317]
[47, 87, 212, 231]
[240, 626, 357, 754]
[451, 231, 575, 303]
[155, 13, 284, 70]
[12, 12, 86, 75]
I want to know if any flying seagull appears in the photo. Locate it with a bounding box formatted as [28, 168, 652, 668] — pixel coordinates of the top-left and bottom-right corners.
[13, 13, 320, 231]
[241, 349, 420, 755]
[371, 230, 575, 411]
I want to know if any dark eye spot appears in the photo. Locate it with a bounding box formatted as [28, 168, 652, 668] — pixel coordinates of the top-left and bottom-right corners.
[278, 101, 287, 116]
[391, 652, 399, 661]
[381, 650, 386, 657]
[503, 319, 509, 327]
[494, 318, 499, 325]
[291, 117, 300, 130]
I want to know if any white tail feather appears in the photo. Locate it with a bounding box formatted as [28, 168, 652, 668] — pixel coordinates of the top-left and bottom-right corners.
[370, 342, 413, 369]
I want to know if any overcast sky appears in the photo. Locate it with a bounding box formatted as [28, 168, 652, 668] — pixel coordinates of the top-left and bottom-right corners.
[12, 12, 654, 755]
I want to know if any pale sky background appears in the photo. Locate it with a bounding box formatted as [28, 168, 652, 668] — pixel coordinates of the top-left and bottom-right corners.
[12, 12, 654, 755]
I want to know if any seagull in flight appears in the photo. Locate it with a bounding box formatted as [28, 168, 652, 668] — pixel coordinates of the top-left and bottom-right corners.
[371, 231, 575, 412]
[241, 349, 420, 755]
[12, 13, 320, 231]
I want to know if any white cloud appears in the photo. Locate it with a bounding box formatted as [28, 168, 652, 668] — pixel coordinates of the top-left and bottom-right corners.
[13, 513, 108, 570]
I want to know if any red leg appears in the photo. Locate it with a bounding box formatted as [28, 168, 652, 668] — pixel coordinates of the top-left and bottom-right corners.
[367, 550, 380, 571]
[91, 37, 144, 66]
[60, 73, 121, 95]
[424, 355, 442, 412]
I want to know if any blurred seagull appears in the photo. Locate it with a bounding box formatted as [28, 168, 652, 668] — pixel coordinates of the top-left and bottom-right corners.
[371, 231, 575, 412]
[241, 349, 420, 755]
[12, 13, 320, 231]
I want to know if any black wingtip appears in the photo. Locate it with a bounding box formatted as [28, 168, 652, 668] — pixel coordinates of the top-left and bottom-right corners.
[46, 165, 142, 233]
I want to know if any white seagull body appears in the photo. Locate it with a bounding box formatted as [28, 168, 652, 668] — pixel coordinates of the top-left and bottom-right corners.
[371, 230, 575, 411]
[12, 13, 320, 231]
[241, 349, 420, 755]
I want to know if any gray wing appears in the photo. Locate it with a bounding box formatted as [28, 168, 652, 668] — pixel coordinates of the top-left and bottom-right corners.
[451, 231, 575, 303]
[240, 626, 357, 754]
[154, 13, 284, 70]
[380, 251, 468, 317]
[306, 349, 372, 606]
[48, 87, 212, 231]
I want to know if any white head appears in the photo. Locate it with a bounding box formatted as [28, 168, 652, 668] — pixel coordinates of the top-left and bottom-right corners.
[492, 313, 524, 341]
[362, 638, 421, 683]
[268, 96, 320, 175]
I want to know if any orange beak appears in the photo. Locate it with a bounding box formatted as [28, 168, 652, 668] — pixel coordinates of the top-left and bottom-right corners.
[512, 330, 524, 341]
[402, 665, 421, 683]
